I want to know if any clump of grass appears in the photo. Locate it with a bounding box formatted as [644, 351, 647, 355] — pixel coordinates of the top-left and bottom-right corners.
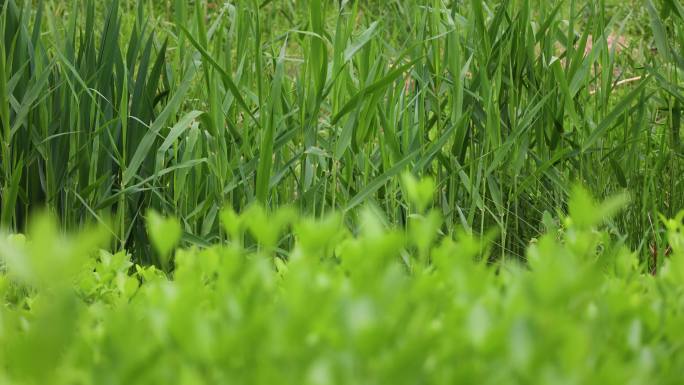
[0, 0, 682, 261]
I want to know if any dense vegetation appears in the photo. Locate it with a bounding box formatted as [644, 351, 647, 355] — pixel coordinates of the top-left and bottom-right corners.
[2, 187, 684, 384]
[1, 0, 682, 258]
[1, 0, 684, 383]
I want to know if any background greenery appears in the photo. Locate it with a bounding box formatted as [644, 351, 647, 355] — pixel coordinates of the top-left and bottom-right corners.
[1, 0, 682, 261]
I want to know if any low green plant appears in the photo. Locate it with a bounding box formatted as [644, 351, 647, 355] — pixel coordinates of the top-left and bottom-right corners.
[1, 187, 684, 384]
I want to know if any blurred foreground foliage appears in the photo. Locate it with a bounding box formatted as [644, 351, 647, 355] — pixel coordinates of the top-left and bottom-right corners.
[1, 186, 684, 385]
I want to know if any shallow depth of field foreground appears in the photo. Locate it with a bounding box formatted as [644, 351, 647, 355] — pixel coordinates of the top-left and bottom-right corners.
[1, 0, 684, 384]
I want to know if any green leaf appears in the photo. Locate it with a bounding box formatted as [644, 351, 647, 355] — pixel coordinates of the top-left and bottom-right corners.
[344, 21, 379, 62]
[124, 68, 196, 185]
[146, 210, 182, 270]
[345, 150, 419, 211]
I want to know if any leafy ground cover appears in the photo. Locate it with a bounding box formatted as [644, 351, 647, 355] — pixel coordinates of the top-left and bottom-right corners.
[1, 187, 684, 384]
